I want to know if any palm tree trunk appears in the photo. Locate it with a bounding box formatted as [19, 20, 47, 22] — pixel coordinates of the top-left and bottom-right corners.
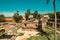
[53, 0, 57, 40]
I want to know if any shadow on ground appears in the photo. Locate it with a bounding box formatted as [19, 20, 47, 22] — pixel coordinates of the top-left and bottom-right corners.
[36, 20, 50, 40]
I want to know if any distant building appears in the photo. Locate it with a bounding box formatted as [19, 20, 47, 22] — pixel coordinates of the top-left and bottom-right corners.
[5, 18, 15, 22]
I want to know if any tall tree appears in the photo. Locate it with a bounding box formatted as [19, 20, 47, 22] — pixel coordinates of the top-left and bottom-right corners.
[0, 14, 5, 22]
[33, 11, 38, 19]
[25, 9, 31, 20]
[13, 11, 20, 23]
[47, 0, 57, 40]
[19, 15, 23, 20]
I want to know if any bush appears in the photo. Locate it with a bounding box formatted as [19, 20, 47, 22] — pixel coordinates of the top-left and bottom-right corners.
[18, 33, 24, 36]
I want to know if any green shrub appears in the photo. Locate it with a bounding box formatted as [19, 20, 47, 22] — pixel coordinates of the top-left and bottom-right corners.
[57, 34, 60, 40]
[18, 33, 24, 36]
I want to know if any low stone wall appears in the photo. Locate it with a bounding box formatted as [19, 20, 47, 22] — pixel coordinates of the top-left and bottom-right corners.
[47, 22, 54, 27]
[47, 21, 60, 28]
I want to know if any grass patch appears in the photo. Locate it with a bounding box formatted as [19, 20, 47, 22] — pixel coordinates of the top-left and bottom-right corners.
[27, 35, 48, 40]
[27, 27, 60, 40]
[18, 33, 24, 36]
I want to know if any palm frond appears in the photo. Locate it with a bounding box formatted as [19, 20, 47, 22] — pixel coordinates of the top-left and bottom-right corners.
[59, 0, 60, 1]
[47, 0, 49, 4]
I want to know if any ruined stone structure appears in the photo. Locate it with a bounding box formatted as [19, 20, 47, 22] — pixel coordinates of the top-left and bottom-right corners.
[41, 15, 50, 28]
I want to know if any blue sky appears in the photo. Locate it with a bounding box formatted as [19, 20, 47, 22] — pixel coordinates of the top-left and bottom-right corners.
[0, 0, 60, 17]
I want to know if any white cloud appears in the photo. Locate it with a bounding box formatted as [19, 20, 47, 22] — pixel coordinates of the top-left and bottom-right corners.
[0, 11, 25, 17]
[0, 11, 53, 17]
[0, 12, 14, 17]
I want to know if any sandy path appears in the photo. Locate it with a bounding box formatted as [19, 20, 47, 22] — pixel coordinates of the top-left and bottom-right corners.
[15, 28, 39, 40]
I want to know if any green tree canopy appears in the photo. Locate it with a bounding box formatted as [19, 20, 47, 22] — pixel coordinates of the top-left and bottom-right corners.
[47, 13, 55, 19]
[19, 15, 23, 20]
[0, 14, 5, 22]
[47, 12, 60, 19]
[56, 12, 60, 19]
[13, 11, 23, 23]
[33, 11, 39, 19]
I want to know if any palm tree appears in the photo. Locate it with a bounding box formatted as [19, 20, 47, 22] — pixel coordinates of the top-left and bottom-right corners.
[47, 0, 57, 40]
